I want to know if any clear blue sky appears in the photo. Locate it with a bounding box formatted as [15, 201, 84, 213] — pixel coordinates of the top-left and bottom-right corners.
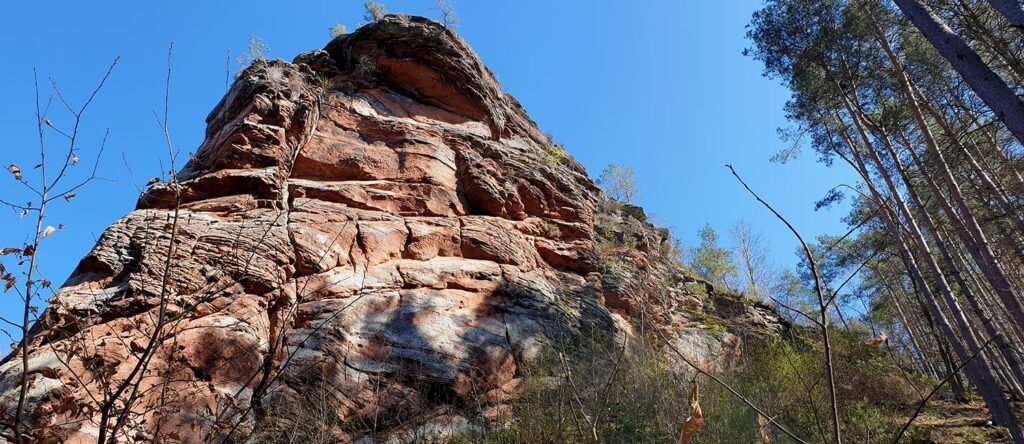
[0, 1, 857, 336]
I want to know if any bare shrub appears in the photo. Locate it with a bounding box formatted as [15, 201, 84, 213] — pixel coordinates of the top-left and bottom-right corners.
[237, 36, 270, 68]
[329, 23, 348, 37]
[363, 1, 387, 22]
[597, 164, 639, 204]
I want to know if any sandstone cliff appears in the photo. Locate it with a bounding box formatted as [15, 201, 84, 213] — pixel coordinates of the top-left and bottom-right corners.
[0, 15, 783, 443]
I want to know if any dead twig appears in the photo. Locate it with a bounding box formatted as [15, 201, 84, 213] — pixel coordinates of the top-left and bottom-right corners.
[728, 163, 843, 444]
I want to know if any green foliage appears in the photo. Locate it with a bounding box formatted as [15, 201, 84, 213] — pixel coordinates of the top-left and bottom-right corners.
[364, 1, 387, 22]
[771, 268, 816, 324]
[543, 143, 570, 167]
[455, 328, 922, 443]
[463, 336, 691, 443]
[329, 23, 348, 37]
[693, 333, 921, 443]
[690, 224, 737, 291]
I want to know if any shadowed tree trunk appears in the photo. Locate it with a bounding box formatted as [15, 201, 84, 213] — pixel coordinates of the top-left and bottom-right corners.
[893, 0, 1024, 146]
[987, 0, 1024, 28]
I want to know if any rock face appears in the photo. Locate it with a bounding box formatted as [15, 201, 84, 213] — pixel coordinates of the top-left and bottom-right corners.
[0, 16, 783, 443]
[594, 201, 786, 375]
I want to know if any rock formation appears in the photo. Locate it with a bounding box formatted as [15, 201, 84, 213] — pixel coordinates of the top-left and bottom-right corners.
[0, 15, 784, 443]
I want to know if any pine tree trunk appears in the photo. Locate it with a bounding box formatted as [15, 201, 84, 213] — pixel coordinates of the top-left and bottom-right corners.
[881, 128, 1024, 398]
[893, 0, 1024, 146]
[987, 0, 1024, 28]
[875, 30, 1024, 342]
[834, 109, 1024, 441]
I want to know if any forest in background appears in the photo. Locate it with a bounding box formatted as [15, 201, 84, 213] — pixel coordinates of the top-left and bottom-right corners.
[737, 0, 1024, 442]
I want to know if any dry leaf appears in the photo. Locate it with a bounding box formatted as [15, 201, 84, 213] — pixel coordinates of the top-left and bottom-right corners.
[866, 333, 888, 346]
[7, 164, 22, 181]
[3, 279, 15, 292]
[147, 177, 160, 186]
[42, 225, 57, 238]
[72, 153, 79, 166]
[0, 248, 20, 256]
[130, 339, 147, 354]
[19, 209, 28, 218]
[679, 379, 704, 444]
[64, 193, 76, 202]
[757, 413, 773, 443]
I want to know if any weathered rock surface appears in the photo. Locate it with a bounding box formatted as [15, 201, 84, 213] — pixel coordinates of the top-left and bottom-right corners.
[593, 201, 787, 375]
[0, 15, 784, 443]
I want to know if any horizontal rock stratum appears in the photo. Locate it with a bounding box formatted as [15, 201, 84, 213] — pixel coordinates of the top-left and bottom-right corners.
[0, 15, 784, 443]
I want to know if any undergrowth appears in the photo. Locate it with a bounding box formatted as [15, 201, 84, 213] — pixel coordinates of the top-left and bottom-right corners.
[460, 330, 930, 443]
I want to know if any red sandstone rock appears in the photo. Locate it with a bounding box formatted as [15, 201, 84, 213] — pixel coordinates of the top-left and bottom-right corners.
[0, 15, 782, 443]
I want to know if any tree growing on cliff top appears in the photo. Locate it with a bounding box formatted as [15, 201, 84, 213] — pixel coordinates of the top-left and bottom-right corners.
[731, 220, 772, 301]
[237, 35, 269, 69]
[433, 0, 459, 29]
[690, 223, 737, 292]
[598, 164, 639, 204]
[329, 23, 348, 37]
[364, 1, 387, 22]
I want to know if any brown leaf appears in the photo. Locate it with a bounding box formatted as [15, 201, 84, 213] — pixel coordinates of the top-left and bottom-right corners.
[757, 413, 773, 443]
[18, 209, 28, 218]
[0, 248, 20, 256]
[3, 279, 15, 293]
[147, 177, 160, 186]
[130, 339, 147, 354]
[63, 193, 76, 202]
[679, 379, 704, 444]
[72, 153, 79, 166]
[42, 226, 57, 238]
[7, 164, 22, 181]
[866, 333, 888, 346]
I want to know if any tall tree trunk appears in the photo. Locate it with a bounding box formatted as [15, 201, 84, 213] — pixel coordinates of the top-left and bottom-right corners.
[893, 0, 1024, 146]
[956, 0, 1024, 84]
[946, 85, 1024, 193]
[874, 30, 1024, 341]
[987, 0, 1024, 28]
[834, 112, 1024, 441]
[881, 128, 1024, 398]
[882, 279, 934, 375]
[916, 85, 1024, 241]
